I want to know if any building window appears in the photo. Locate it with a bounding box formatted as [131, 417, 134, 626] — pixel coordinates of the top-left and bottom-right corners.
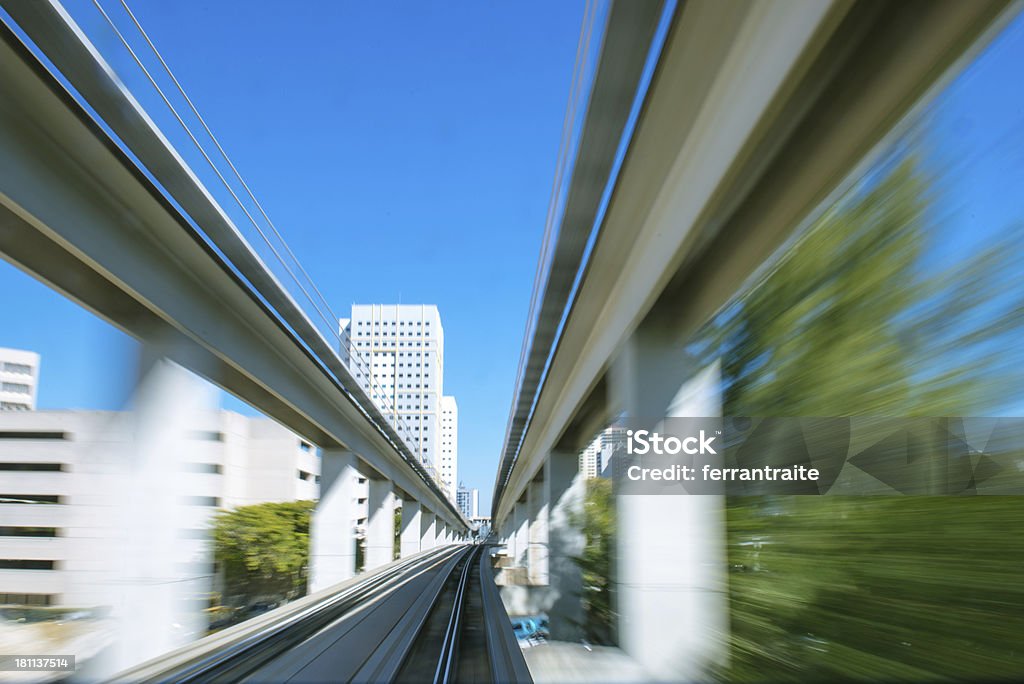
[1, 363, 32, 375]
[0, 463, 64, 472]
[182, 496, 221, 507]
[188, 431, 224, 442]
[0, 494, 62, 504]
[0, 527, 59, 537]
[181, 462, 222, 474]
[0, 559, 57, 570]
[0, 593, 54, 606]
[0, 383, 30, 394]
[0, 430, 64, 440]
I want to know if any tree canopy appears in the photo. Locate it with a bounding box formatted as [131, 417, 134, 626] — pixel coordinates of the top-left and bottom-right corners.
[211, 499, 315, 605]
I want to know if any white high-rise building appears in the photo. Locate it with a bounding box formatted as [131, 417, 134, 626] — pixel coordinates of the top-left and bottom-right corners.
[440, 396, 458, 500]
[456, 483, 478, 519]
[339, 305, 458, 497]
[0, 347, 40, 411]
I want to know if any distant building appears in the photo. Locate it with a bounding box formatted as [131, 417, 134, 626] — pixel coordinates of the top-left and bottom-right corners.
[579, 434, 603, 480]
[0, 409, 319, 608]
[580, 425, 626, 479]
[470, 516, 491, 538]
[600, 425, 626, 478]
[0, 347, 40, 411]
[456, 482, 478, 519]
[338, 305, 458, 498]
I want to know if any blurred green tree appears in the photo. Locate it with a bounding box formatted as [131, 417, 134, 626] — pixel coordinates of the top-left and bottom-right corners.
[571, 477, 616, 644]
[212, 500, 315, 606]
[395, 507, 402, 560]
[710, 149, 1024, 680]
[719, 154, 1024, 418]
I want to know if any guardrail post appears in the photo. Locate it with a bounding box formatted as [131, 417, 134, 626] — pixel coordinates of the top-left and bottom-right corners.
[365, 477, 396, 569]
[400, 499, 422, 557]
[609, 327, 727, 680]
[310, 448, 359, 591]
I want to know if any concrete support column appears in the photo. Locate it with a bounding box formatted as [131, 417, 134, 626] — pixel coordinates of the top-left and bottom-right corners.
[609, 326, 727, 681]
[546, 449, 586, 640]
[506, 512, 513, 560]
[400, 500, 422, 558]
[310, 448, 359, 591]
[365, 478, 396, 570]
[436, 521, 447, 547]
[528, 474, 549, 585]
[109, 351, 214, 675]
[514, 499, 529, 568]
[421, 509, 436, 549]
[501, 521, 513, 560]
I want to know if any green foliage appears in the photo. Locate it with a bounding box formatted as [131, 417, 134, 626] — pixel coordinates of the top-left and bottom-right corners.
[716, 155, 1024, 418]
[706, 150, 1024, 679]
[395, 507, 402, 560]
[723, 497, 1024, 681]
[571, 478, 616, 644]
[211, 500, 315, 605]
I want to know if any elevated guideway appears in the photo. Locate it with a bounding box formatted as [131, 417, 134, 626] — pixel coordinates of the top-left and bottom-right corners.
[0, 0, 469, 672]
[489, 0, 1017, 681]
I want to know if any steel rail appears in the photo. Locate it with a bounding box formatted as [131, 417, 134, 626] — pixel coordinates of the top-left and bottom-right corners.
[348, 546, 476, 682]
[432, 546, 480, 683]
[397, 544, 529, 684]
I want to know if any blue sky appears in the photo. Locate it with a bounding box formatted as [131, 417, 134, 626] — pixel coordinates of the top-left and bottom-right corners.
[0, 0, 588, 511]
